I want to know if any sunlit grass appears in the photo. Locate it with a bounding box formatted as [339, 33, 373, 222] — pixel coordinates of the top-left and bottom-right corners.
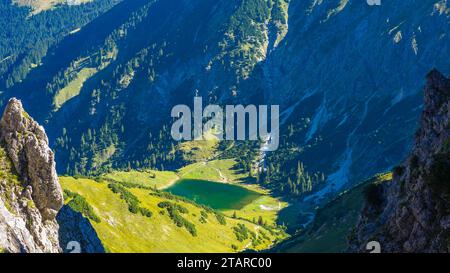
[53, 67, 97, 110]
[59, 175, 283, 252]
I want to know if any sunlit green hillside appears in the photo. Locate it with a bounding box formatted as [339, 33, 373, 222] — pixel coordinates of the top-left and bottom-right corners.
[60, 159, 289, 253]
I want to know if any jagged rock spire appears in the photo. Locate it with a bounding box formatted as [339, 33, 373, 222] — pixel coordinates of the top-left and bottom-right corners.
[0, 98, 63, 220]
[0, 98, 63, 253]
[349, 70, 450, 253]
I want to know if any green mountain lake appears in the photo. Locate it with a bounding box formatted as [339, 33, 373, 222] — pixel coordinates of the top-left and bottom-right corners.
[165, 179, 261, 210]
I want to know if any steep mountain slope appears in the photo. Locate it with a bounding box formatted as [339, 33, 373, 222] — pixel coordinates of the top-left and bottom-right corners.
[349, 70, 449, 253]
[250, 0, 450, 202]
[272, 173, 392, 253]
[0, 0, 121, 90]
[57, 204, 105, 253]
[3, 0, 290, 174]
[0, 98, 63, 253]
[1, 0, 448, 204]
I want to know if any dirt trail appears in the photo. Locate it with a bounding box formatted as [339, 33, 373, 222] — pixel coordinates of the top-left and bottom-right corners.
[213, 167, 228, 182]
[159, 174, 180, 190]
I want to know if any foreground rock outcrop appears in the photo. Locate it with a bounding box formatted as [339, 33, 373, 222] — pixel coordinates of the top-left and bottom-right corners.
[349, 70, 450, 252]
[57, 205, 105, 253]
[0, 98, 63, 253]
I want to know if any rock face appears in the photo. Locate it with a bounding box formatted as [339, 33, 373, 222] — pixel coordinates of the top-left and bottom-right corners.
[0, 98, 63, 253]
[349, 70, 450, 253]
[57, 205, 105, 253]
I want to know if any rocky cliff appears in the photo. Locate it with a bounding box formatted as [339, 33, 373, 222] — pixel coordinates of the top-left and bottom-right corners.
[57, 205, 105, 253]
[349, 70, 450, 253]
[0, 98, 63, 253]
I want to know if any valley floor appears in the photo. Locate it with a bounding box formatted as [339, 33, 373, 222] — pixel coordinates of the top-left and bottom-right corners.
[60, 159, 289, 253]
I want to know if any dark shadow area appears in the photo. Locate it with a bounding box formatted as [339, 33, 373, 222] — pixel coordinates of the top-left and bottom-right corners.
[56, 205, 105, 253]
[276, 204, 314, 234]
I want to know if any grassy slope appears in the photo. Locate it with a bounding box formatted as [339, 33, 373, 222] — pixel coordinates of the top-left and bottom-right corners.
[104, 158, 288, 228]
[274, 173, 392, 253]
[60, 164, 287, 252]
[60, 133, 289, 252]
[178, 159, 247, 182]
[60, 177, 277, 252]
[53, 67, 97, 110]
[102, 170, 179, 190]
[178, 137, 219, 163]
